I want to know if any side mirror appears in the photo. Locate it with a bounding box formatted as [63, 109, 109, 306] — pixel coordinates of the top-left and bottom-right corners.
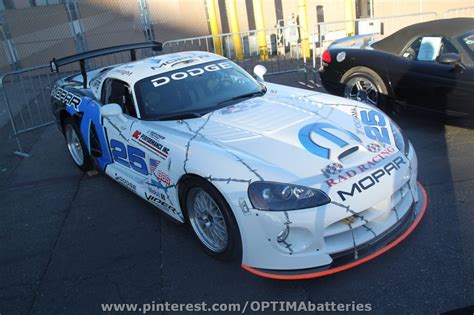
[253, 65, 267, 82]
[100, 103, 123, 117]
[436, 53, 465, 70]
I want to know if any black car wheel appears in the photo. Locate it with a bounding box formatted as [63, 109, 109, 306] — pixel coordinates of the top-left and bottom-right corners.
[342, 67, 388, 108]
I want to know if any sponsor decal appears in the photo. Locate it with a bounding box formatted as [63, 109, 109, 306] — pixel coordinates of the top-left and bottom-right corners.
[149, 158, 171, 186]
[149, 158, 161, 173]
[351, 107, 365, 136]
[114, 173, 136, 191]
[131, 130, 169, 159]
[299, 122, 362, 159]
[145, 192, 177, 213]
[366, 143, 382, 153]
[321, 162, 344, 178]
[52, 86, 81, 111]
[112, 69, 133, 76]
[359, 109, 391, 144]
[90, 71, 108, 93]
[155, 170, 171, 186]
[110, 140, 148, 176]
[325, 146, 396, 187]
[150, 62, 232, 88]
[147, 186, 168, 202]
[147, 172, 174, 207]
[336, 156, 406, 201]
[149, 131, 165, 140]
[148, 53, 210, 69]
[148, 178, 169, 192]
[351, 108, 392, 145]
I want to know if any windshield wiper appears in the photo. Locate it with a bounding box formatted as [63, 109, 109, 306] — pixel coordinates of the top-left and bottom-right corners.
[217, 90, 266, 106]
[152, 112, 204, 121]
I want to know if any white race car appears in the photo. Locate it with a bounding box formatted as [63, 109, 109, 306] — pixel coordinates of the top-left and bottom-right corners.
[50, 42, 427, 279]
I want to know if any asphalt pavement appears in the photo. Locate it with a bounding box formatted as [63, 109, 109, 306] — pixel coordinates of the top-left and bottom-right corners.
[0, 73, 473, 314]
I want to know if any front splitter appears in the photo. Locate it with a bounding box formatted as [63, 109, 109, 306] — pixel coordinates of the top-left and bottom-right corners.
[241, 181, 428, 280]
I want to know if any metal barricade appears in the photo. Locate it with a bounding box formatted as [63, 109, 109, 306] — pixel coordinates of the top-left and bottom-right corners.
[0, 49, 153, 156]
[444, 6, 474, 18]
[162, 24, 308, 77]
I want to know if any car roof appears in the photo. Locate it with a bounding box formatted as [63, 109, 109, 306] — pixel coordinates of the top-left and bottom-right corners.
[371, 17, 474, 54]
[105, 51, 227, 84]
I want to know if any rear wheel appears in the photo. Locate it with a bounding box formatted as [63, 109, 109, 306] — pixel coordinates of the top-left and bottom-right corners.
[182, 177, 242, 260]
[63, 117, 93, 172]
[342, 67, 388, 108]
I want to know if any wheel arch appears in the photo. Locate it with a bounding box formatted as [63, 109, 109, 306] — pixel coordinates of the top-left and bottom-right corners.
[176, 173, 235, 221]
[177, 173, 204, 218]
[59, 109, 81, 133]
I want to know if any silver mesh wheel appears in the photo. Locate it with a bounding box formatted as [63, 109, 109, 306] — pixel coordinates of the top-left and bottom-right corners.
[187, 187, 228, 253]
[65, 124, 84, 166]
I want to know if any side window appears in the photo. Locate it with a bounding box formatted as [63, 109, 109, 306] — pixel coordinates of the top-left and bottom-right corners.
[440, 39, 458, 55]
[402, 36, 459, 61]
[101, 79, 137, 118]
[402, 37, 422, 60]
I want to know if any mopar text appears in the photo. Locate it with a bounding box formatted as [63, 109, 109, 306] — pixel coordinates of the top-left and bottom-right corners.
[337, 156, 406, 201]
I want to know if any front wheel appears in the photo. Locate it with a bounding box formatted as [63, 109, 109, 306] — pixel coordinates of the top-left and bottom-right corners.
[183, 177, 242, 261]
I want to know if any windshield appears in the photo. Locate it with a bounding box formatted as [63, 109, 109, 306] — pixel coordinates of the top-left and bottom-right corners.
[134, 60, 264, 120]
[459, 31, 474, 61]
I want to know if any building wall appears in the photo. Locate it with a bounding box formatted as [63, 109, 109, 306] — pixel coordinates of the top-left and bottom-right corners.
[0, 0, 472, 72]
[374, 0, 471, 18]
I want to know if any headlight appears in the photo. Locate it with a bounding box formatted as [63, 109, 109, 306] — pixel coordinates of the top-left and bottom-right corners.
[248, 181, 331, 211]
[390, 120, 409, 156]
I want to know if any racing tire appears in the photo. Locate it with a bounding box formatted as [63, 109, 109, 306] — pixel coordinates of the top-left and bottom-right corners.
[63, 117, 94, 172]
[341, 67, 389, 110]
[181, 177, 242, 261]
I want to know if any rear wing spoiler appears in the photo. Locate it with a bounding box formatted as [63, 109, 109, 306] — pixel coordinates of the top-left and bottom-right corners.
[49, 41, 162, 88]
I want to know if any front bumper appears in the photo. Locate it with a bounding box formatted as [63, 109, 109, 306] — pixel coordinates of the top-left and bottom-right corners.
[241, 181, 427, 280]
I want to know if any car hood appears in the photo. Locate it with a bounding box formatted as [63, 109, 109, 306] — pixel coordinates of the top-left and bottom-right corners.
[168, 89, 400, 182]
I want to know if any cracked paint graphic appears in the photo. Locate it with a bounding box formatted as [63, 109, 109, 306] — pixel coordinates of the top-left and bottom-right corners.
[104, 117, 128, 141]
[179, 117, 264, 183]
[277, 211, 294, 254]
[182, 113, 214, 173]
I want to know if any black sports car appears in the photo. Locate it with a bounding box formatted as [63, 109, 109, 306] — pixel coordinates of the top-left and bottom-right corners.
[319, 18, 474, 118]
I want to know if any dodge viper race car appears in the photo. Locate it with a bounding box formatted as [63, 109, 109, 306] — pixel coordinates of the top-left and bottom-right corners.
[50, 42, 427, 279]
[319, 18, 474, 118]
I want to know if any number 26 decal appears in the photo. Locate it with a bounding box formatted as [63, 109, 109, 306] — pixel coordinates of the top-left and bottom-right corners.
[360, 110, 391, 144]
[110, 140, 148, 176]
